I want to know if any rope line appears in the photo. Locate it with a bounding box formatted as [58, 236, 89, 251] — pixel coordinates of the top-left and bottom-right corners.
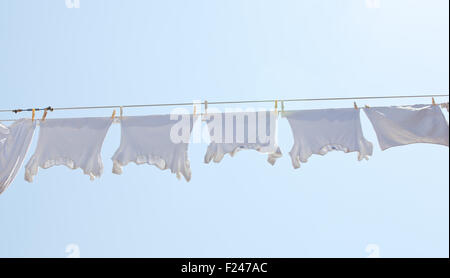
[0, 93, 448, 122]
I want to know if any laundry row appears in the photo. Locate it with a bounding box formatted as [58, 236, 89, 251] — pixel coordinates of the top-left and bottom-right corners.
[1, 104, 449, 194]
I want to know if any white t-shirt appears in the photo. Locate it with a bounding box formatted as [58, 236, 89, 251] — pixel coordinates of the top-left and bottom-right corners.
[112, 114, 197, 181]
[1, 119, 36, 194]
[25, 117, 113, 182]
[203, 111, 282, 165]
[363, 104, 449, 150]
[284, 108, 373, 168]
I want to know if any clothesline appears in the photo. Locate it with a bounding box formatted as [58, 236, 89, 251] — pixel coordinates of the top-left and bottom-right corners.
[1, 93, 448, 112]
[1, 105, 449, 124]
[0, 93, 448, 122]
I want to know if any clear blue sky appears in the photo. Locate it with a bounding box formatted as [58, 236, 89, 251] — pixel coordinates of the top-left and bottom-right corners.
[0, 0, 448, 258]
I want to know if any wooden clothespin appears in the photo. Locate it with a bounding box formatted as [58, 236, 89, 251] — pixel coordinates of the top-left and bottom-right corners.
[274, 100, 278, 113]
[432, 97, 436, 106]
[281, 100, 285, 113]
[354, 102, 358, 109]
[42, 106, 53, 121]
[41, 108, 49, 121]
[193, 105, 197, 116]
[364, 105, 370, 109]
[31, 108, 35, 122]
[111, 109, 116, 119]
[201, 100, 208, 121]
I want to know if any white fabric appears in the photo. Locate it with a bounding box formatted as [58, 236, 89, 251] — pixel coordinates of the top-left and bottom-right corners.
[112, 114, 197, 181]
[284, 108, 373, 168]
[0, 124, 9, 145]
[25, 117, 113, 182]
[204, 111, 282, 165]
[0, 123, 9, 135]
[364, 104, 449, 150]
[1, 119, 36, 194]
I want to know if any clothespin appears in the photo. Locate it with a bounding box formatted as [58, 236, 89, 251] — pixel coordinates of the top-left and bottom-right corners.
[31, 108, 35, 122]
[120, 106, 123, 119]
[432, 97, 436, 106]
[111, 109, 116, 119]
[281, 100, 285, 114]
[274, 100, 278, 113]
[41, 108, 49, 121]
[201, 100, 208, 122]
[354, 102, 358, 109]
[40, 106, 53, 121]
[193, 105, 197, 116]
[364, 105, 370, 109]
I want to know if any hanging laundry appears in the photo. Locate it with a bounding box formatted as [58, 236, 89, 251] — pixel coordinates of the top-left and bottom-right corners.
[204, 111, 282, 165]
[363, 104, 449, 150]
[0, 123, 8, 134]
[284, 108, 373, 168]
[0, 123, 8, 144]
[111, 114, 197, 181]
[1, 119, 36, 194]
[25, 117, 113, 182]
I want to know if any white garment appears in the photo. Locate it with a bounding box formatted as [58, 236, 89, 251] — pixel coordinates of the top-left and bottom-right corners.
[25, 117, 113, 182]
[0, 123, 9, 144]
[204, 111, 282, 165]
[284, 108, 373, 168]
[112, 114, 197, 181]
[1, 119, 36, 194]
[364, 104, 449, 150]
[0, 123, 9, 135]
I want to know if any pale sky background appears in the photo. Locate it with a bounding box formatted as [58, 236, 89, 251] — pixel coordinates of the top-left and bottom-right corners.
[0, 0, 448, 258]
